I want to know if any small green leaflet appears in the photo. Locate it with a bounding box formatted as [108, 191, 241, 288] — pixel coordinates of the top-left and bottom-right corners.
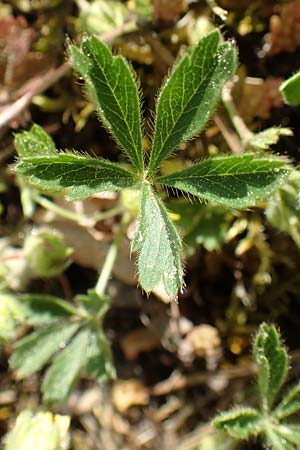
[213, 407, 262, 440]
[16, 153, 139, 200]
[280, 72, 300, 106]
[86, 330, 116, 381]
[213, 323, 300, 450]
[132, 184, 183, 297]
[9, 322, 80, 378]
[42, 327, 90, 404]
[18, 294, 78, 326]
[253, 323, 288, 413]
[274, 384, 300, 420]
[69, 36, 144, 172]
[266, 171, 300, 248]
[148, 30, 237, 174]
[266, 428, 296, 450]
[248, 127, 292, 151]
[14, 124, 56, 157]
[156, 154, 288, 208]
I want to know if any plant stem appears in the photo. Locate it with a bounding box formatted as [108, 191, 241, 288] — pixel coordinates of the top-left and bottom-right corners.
[33, 193, 122, 226]
[95, 213, 130, 297]
[222, 82, 254, 146]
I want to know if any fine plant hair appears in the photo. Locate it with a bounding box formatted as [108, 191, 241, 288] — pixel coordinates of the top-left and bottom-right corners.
[15, 30, 289, 299]
[213, 323, 300, 450]
[8, 29, 293, 406]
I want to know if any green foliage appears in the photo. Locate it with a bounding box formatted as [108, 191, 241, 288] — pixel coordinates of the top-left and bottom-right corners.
[148, 31, 237, 173]
[156, 154, 287, 208]
[15, 31, 290, 297]
[24, 228, 73, 278]
[196, 429, 237, 450]
[253, 323, 289, 412]
[42, 328, 90, 404]
[213, 408, 262, 439]
[14, 124, 56, 157]
[132, 184, 183, 297]
[0, 294, 25, 344]
[168, 199, 230, 254]
[280, 72, 300, 106]
[9, 292, 114, 404]
[16, 152, 139, 200]
[10, 322, 80, 379]
[213, 323, 300, 450]
[266, 171, 300, 248]
[3, 410, 70, 450]
[247, 127, 293, 151]
[69, 36, 144, 172]
[76, 0, 128, 35]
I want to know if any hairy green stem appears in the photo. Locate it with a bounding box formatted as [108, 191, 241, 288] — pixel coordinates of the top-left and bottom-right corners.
[95, 213, 130, 297]
[33, 194, 123, 226]
[222, 82, 254, 146]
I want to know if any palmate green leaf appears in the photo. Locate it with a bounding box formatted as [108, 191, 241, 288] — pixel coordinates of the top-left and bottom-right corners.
[14, 124, 56, 157]
[212, 407, 262, 440]
[274, 384, 300, 419]
[156, 154, 288, 208]
[132, 183, 183, 297]
[280, 72, 300, 106]
[253, 323, 288, 413]
[9, 322, 80, 378]
[148, 30, 237, 174]
[16, 153, 139, 200]
[42, 327, 90, 404]
[69, 36, 144, 172]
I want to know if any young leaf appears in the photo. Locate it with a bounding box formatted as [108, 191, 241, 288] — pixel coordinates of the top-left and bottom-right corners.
[168, 199, 229, 254]
[9, 322, 80, 378]
[76, 289, 110, 317]
[276, 424, 300, 446]
[86, 329, 116, 381]
[69, 36, 144, 172]
[19, 294, 78, 326]
[274, 384, 300, 419]
[0, 295, 25, 343]
[132, 183, 183, 297]
[14, 124, 56, 157]
[212, 407, 262, 440]
[3, 410, 70, 450]
[42, 327, 90, 404]
[266, 428, 295, 450]
[280, 72, 300, 106]
[253, 323, 288, 412]
[148, 30, 237, 174]
[266, 171, 300, 248]
[156, 154, 288, 208]
[16, 153, 139, 200]
[247, 127, 292, 151]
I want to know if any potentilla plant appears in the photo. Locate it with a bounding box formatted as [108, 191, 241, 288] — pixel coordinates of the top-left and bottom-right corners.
[14, 30, 289, 298]
[213, 323, 300, 450]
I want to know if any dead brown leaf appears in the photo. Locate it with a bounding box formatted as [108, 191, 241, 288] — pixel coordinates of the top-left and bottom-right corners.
[112, 380, 149, 413]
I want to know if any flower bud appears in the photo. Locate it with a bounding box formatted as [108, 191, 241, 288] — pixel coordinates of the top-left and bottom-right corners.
[24, 229, 72, 278]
